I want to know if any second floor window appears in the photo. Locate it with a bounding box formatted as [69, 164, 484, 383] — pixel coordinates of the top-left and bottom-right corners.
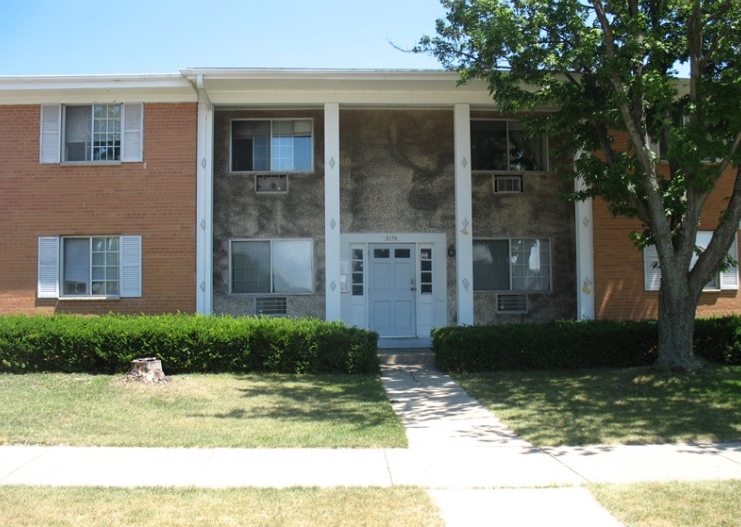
[40, 103, 143, 164]
[471, 120, 547, 172]
[64, 105, 121, 162]
[231, 119, 313, 173]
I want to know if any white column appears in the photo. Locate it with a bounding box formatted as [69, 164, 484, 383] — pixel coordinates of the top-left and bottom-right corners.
[324, 103, 341, 321]
[454, 104, 474, 325]
[195, 98, 214, 314]
[574, 163, 595, 320]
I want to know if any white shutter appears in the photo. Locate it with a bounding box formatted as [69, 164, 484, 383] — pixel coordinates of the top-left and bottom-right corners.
[721, 235, 739, 290]
[37, 236, 60, 298]
[39, 105, 61, 163]
[121, 103, 143, 162]
[644, 245, 661, 291]
[649, 138, 661, 160]
[120, 235, 142, 297]
[692, 231, 712, 268]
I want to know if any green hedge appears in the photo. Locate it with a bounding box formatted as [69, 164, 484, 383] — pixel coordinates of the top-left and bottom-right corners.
[694, 317, 741, 366]
[0, 314, 379, 375]
[433, 317, 741, 372]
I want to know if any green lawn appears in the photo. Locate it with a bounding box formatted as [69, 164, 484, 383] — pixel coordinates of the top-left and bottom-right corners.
[0, 486, 443, 527]
[454, 366, 741, 446]
[590, 480, 741, 527]
[2, 369, 740, 526]
[0, 373, 407, 448]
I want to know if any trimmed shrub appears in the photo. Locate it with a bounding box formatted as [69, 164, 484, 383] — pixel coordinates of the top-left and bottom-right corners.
[433, 317, 741, 372]
[433, 320, 658, 372]
[694, 316, 741, 365]
[0, 314, 379, 375]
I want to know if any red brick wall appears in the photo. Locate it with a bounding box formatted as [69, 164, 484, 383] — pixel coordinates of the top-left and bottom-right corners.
[0, 103, 197, 314]
[593, 134, 741, 319]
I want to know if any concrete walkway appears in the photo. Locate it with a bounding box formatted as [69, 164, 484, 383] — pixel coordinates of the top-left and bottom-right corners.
[1, 361, 740, 526]
[380, 363, 741, 526]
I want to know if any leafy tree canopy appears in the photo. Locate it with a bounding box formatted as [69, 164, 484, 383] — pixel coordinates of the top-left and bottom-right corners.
[418, 0, 741, 370]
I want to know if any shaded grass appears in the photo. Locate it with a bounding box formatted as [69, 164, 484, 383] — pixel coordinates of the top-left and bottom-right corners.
[0, 486, 444, 527]
[454, 366, 741, 446]
[0, 373, 407, 448]
[590, 480, 741, 527]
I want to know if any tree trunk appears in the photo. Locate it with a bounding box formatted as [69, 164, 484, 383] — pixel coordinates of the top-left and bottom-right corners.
[123, 357, 169, 383]
[654, 279, 704, 372]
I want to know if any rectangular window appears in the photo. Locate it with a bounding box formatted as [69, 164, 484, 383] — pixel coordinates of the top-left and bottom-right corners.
[644, 232, 739, 291]
[473, 238, 551, 292]
[64, 105, 121, 161]
[231, 239, 313, 294]
[231, 119, 313, 173]
[471, 120, 547, 172]
[40, 103, 143, 164]
[37, 235, 141, 298]
[63, 237, 120, 295]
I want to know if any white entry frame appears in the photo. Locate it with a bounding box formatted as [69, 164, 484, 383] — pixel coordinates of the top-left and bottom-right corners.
[339, 232, 447, 339]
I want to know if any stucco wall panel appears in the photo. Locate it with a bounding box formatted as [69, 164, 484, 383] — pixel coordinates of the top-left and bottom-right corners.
[339, 109, 458, 326]
[212, 109, 326, 318]
[471, 170, 577, 323]
[339, 110, 455, 233]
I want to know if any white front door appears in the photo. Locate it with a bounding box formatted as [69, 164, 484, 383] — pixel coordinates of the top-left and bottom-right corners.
[368, 244, 416, 337]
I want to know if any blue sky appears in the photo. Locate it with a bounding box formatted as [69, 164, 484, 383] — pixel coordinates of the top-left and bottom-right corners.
[0, 0, 448, 76]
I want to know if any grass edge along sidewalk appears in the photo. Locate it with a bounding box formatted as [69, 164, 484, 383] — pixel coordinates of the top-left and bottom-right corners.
[454, 365, 741, 447]
[0, 373, 407, 448]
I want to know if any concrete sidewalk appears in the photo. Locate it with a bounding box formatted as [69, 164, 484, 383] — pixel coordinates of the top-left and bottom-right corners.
[1, 442, 740, 488]
[381, 362, 741, 527]
[1, 361, 740, 526]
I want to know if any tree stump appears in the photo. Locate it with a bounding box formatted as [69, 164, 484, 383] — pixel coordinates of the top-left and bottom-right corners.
[123, 357, 169, 384]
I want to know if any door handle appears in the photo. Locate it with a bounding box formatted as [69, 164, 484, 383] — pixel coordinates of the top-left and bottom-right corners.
[411, 278, 416, 291]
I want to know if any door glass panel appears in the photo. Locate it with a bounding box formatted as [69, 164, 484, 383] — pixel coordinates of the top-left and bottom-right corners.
[373, 249, 390, 258]
[395, 248, 411, 258]
[352, 247, 364, 296]
[420, 247, 433, 295]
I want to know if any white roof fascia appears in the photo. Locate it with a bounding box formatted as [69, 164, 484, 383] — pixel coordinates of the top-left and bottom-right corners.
[179, 68, 498, 108]
[0, 73, 197, 105]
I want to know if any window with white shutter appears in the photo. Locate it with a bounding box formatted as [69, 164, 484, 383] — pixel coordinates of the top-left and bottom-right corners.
[40, 103, 143, 164]
[644, 232, 739, 291]
[37, 235, 142, 298]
